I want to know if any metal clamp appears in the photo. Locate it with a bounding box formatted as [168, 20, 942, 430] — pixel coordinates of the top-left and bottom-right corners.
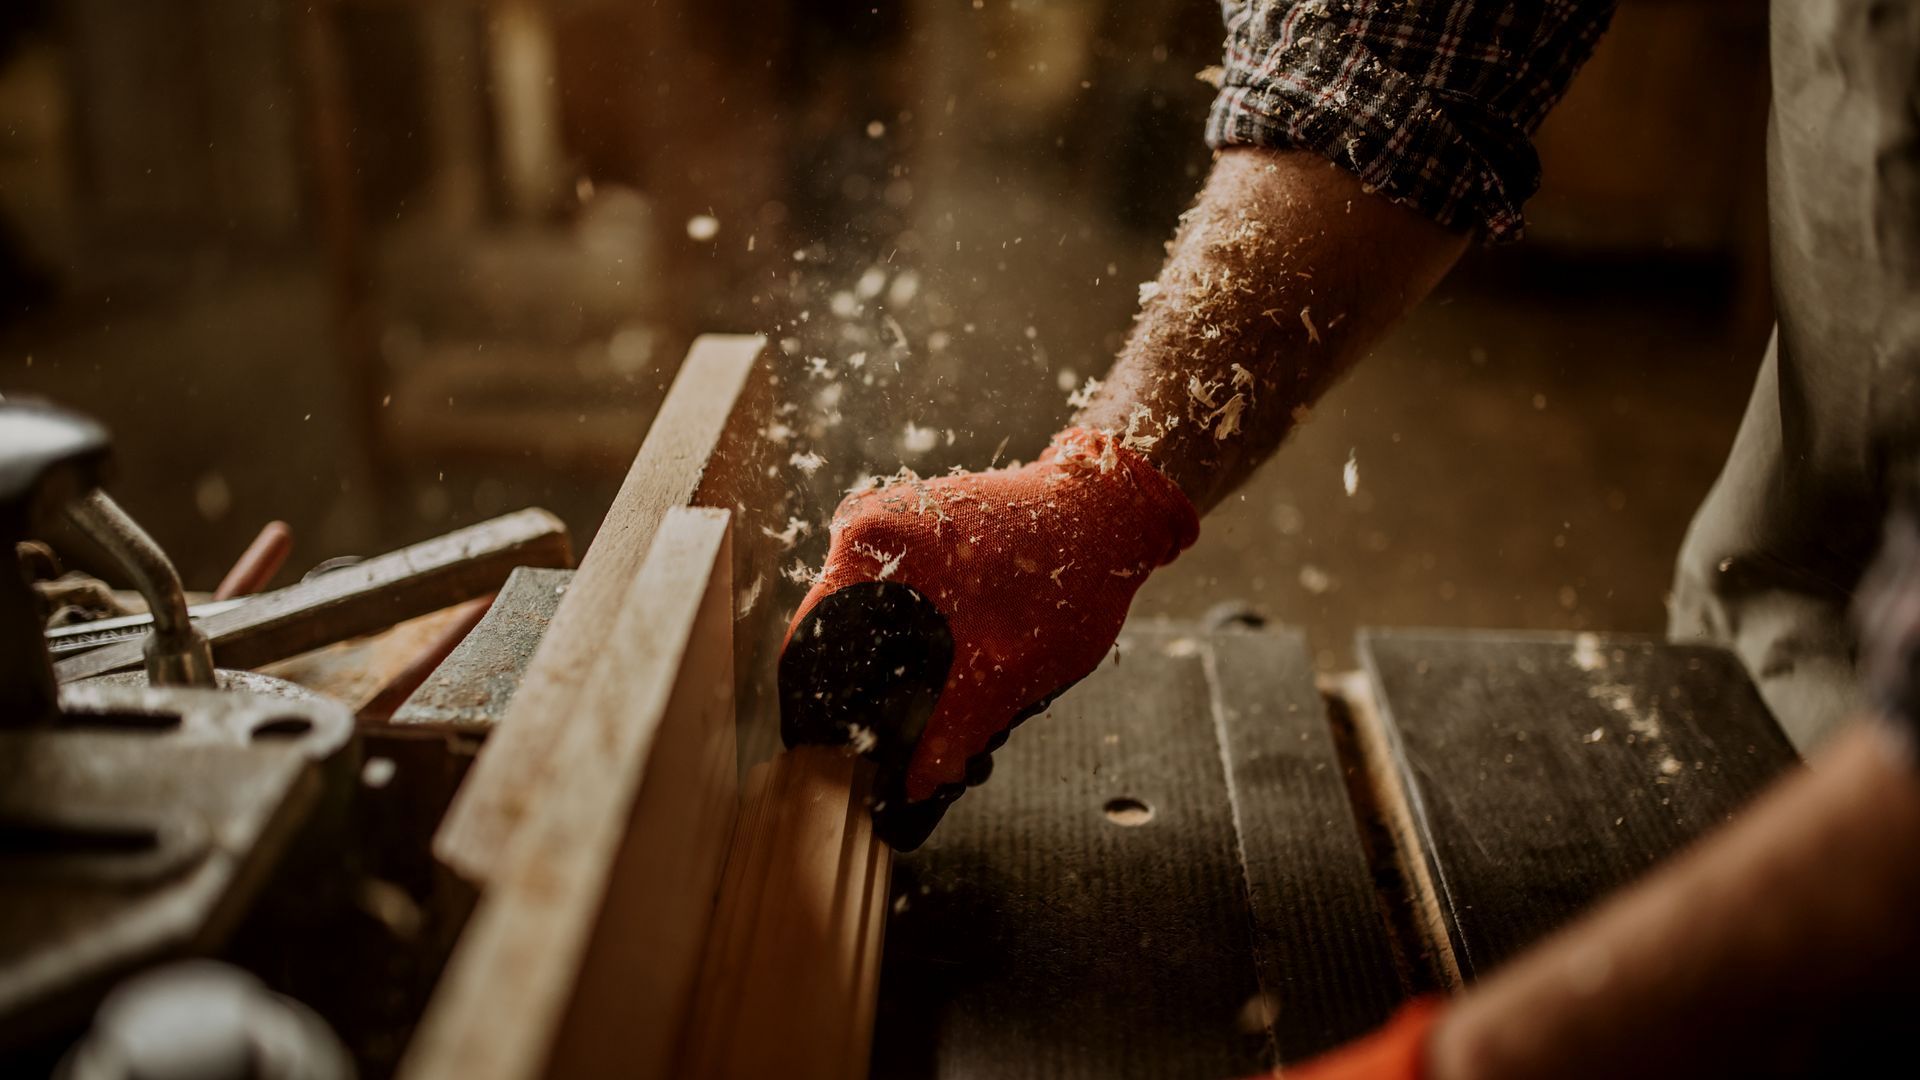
[64, 491, 216, 689]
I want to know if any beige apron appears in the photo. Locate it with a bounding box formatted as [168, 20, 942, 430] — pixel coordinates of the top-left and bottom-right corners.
[1671, 0, 1920, 750]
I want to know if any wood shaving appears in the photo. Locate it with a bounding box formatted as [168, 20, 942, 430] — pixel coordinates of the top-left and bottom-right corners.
[900, 421, 938, 454]
[1208, 393, 1247, 440]
[736, 572, 763, 618]
[847, 724, 878, 754]
[881, 314, 909, 352]
[871, 466, 948, 521]
[761, 517, 812, 548]
[1119, 405, 1161, 451]
[851, 541, 905, 580]
[1052, 430, 1119, 474]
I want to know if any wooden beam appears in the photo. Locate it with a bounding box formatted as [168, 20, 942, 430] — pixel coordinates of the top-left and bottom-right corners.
[400, 507, 738, 1080]
[411, 331, 893, 1077]
[678, 746, 893, 1079]
[434, 334, 777, 885]
[262, 600, 489, 715]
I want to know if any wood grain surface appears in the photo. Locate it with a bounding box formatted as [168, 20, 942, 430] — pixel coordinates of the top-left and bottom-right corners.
[678, 746, 893, 1079]
[434, 334, 769, 884]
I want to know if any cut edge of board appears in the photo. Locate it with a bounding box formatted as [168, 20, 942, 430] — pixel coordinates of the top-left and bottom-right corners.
[676, 746, 891, 1080]
[434, 333, 767, 885]
[1324, 667, 1465, 990]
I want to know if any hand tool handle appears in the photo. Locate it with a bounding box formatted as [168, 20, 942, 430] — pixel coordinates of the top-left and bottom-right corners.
[215, 520, 294, 601]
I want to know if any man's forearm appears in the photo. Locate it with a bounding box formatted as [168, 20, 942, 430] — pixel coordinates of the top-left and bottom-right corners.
[1075, 147, 1467, 511]
[1429, 721, 1920, 1079]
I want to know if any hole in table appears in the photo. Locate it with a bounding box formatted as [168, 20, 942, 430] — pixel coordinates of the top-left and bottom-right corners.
[1103, 796, 1154, 826]
[253, 716, 314, 739]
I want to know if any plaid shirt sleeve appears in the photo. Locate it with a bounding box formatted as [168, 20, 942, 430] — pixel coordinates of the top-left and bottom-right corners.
[1206, 0, 1618, 242]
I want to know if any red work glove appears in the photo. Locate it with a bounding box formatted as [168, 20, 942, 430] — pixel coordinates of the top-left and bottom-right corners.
[778, 427, 1199, 848]
[1252, 1000, 1444, 1080]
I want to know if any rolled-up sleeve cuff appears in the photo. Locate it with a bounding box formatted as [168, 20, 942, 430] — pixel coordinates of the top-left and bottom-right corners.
[1207, 75, 1533, 242]
[1203, 1, 1615, 244]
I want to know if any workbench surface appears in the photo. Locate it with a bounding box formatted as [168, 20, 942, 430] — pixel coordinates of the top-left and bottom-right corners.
[873, 625, 1796, 1078]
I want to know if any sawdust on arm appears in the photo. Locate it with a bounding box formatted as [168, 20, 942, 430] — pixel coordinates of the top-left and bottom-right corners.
[1075, 146, 1468, 511]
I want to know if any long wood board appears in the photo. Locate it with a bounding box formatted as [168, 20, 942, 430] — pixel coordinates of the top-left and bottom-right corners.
[400, 508, 737, 1080]
[435, 334, 776, 884]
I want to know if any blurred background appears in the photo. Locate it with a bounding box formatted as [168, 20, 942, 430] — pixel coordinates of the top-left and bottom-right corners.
[0, 0, 1771, 668]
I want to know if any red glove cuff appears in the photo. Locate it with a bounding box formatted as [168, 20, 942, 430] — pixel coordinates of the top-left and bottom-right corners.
[1041, 426, 1201, 562]
[1261, 999, 1444, 1080]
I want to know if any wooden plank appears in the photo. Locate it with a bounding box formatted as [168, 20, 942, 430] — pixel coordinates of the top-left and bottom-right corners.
[871, 631, 1270, 1079]
[1357, 629, 1800, 982]
[400, 508, 737, 1080]
[683, 763, 776, 1047]
[678, 746, 893, 1079]
[1205, 630, 1407, 1062]
[262, 601, 485, 714]
[435, 334, 778, 884]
